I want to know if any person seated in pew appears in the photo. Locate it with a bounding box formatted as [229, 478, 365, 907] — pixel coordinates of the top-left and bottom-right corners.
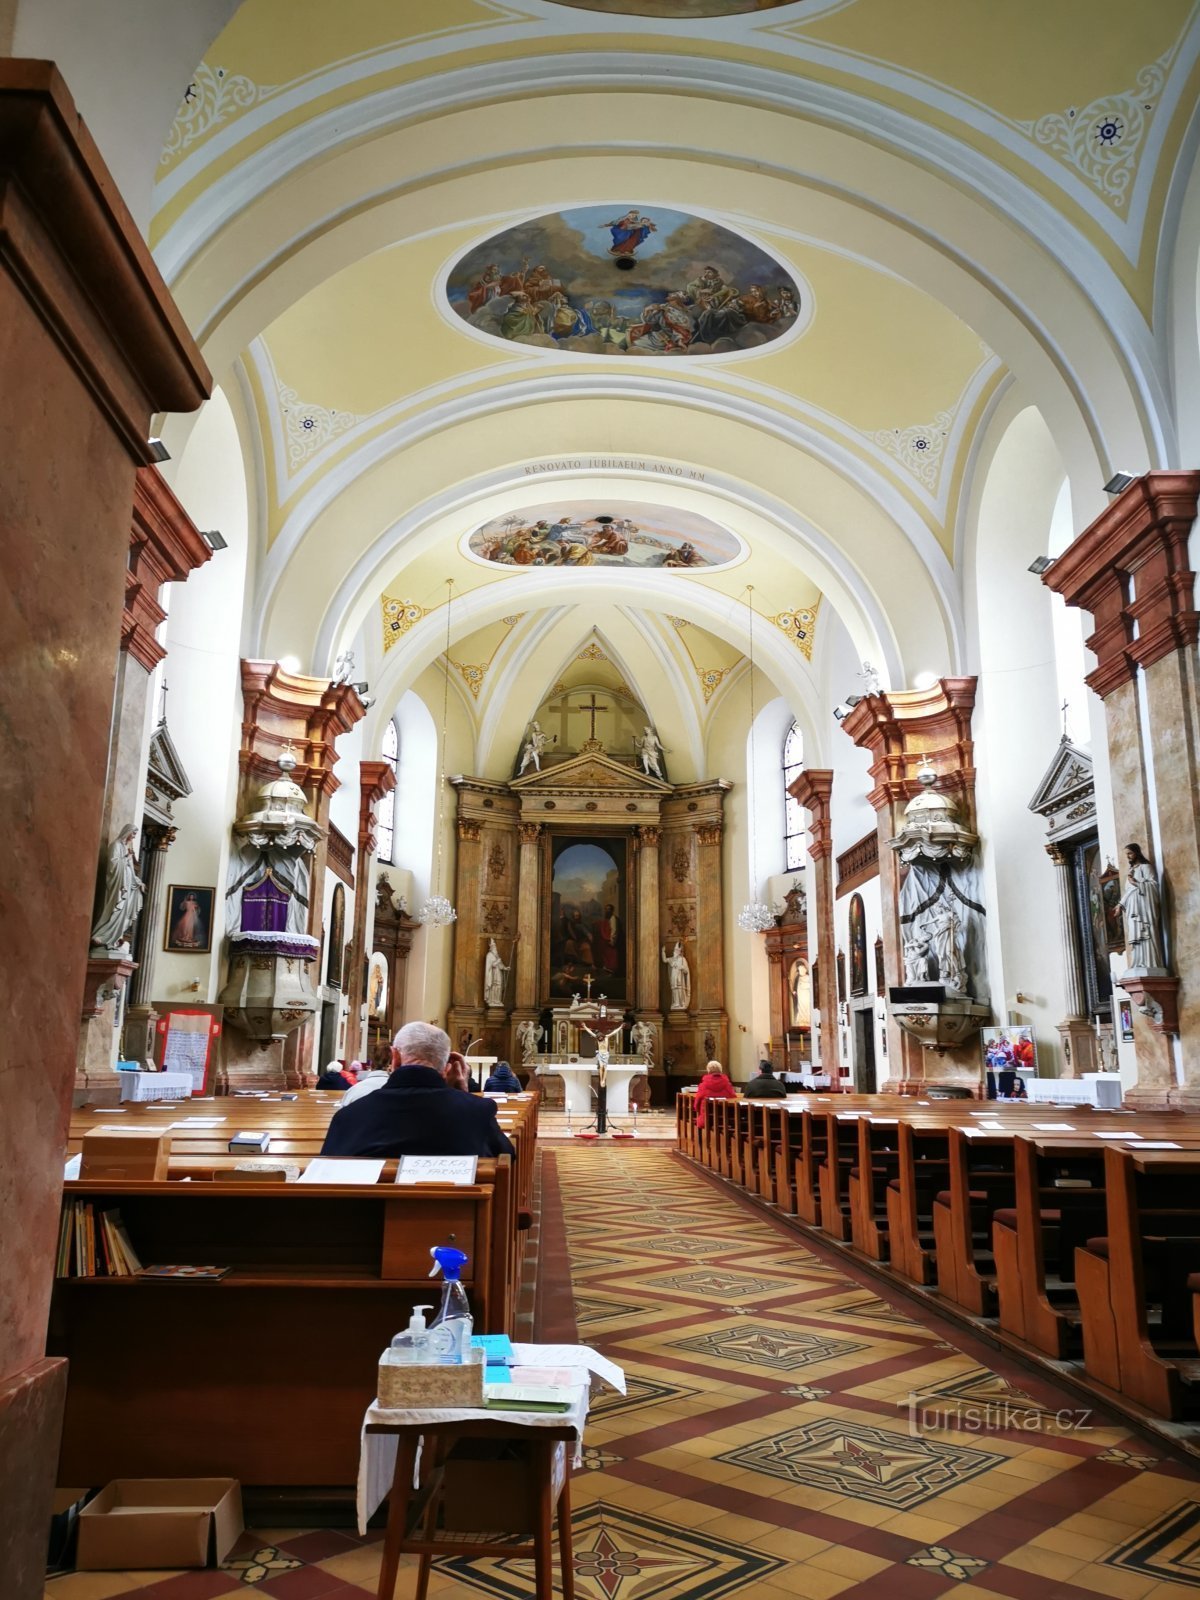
[320, 1021, 516, 1159]
[741, 1060, 789, 1099]
[315, 1060, 352, 1091]
[694, 1060, 737, 1127]
[484, 1060, 522, 1094]
[339, 1041, 397, 1107]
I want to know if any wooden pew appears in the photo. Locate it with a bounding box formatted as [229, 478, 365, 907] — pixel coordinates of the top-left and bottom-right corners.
[1076, 1147, 1200, 1418]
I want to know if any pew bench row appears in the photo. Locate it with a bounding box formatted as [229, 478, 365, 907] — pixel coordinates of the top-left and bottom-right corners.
[678, 1090, 1200, 1423]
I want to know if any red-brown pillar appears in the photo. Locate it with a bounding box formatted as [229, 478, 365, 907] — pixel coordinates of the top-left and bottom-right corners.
[346, 759, 397, 1059]
[1044, 471, 1200, 1104]
[0, 64, 210, 1600]
[789, 771, 836, 1075]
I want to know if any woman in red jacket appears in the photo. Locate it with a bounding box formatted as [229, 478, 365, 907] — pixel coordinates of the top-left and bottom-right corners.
[694, 1060, 738, 1128]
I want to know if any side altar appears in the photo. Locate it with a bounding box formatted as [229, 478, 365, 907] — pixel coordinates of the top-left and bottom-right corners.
[446, 740, 729, 1092]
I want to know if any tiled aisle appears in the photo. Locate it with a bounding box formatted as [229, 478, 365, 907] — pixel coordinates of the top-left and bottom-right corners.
[47, 1146, 1200, 1599]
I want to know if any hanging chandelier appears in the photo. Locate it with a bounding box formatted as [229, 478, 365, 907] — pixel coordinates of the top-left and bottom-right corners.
[417, 578, 458, 928]
[738, 584, 776, 934]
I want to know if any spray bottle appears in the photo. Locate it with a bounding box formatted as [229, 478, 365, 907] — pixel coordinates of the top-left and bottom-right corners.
[427, 1244, 474, 1362]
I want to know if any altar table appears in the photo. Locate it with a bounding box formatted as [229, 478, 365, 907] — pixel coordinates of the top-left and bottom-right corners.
[118, 1071, 194, 1102]
[536, 1061, 649, 1116]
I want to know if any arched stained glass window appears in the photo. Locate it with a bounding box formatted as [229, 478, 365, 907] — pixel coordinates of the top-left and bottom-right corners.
[377, 719, 398, 865]
[783, 722, 805, 870]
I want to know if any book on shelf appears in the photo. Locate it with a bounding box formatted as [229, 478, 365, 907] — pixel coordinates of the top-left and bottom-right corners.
[56, 1202, 143, 1278]
[136, 1264, 231, 1281]
[228, 1131, 271, 1153]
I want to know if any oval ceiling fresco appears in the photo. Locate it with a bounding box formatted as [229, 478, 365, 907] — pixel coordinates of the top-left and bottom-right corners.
[463, 502, 744, 570]
[446, 206, 802, 358]
[545, 1, 793, 13]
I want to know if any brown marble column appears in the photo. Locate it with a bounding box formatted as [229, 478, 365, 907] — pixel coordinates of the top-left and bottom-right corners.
[1044, 472, 1200, 1104]
[345, 760, 397, 1060]
[637, 825, 662, 1012]
[1046, 844, 1096, 1077]
[452, 818, 484, 1012]
[789, 771, 837, 1076]
[0, 63, 209, 1600]
[840, 680, 980, 1092]
[514, 821, 543, 1011]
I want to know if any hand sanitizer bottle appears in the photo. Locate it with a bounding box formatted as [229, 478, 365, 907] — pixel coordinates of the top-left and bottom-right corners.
[428, 1245, 473, 1362]
[389, 1304, 434, 1363]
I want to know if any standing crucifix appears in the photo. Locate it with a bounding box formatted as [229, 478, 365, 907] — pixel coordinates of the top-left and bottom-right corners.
[575, 692, 609, 744]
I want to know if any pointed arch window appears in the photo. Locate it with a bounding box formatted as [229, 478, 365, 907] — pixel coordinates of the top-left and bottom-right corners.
[783, 722, 806, 870]
[377, 719, 398, 865]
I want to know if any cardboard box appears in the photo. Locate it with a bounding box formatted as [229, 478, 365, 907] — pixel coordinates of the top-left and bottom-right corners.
[76, 1479, 243, 1570]
[80, 1129, 171, 1182]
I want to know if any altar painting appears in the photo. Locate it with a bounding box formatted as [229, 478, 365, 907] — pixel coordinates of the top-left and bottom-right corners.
[447, 205, 801, 357]
[549, 838, 627, 1000]
[466, 501, 741, 570]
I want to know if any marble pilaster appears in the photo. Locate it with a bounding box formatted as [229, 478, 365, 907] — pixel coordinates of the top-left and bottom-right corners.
[636, 825, 661, 1012]
[789, 771, 837, 1076]
[345, 759, 396, 1060]
[0, 61, 209, 1600]
[1046, 843, 1097, 1077]
[515, 822, 543, 1011]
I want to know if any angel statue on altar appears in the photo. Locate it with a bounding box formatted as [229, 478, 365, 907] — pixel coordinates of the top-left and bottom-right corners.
[636, 725, 664, 778]
[518, 721, 551, 775]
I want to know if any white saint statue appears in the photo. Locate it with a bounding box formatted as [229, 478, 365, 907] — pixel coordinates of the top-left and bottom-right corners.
[91, 825, 144, 953]
[518, 721, 550, 775]
[662, 941, 691, 1010]
[515, 1018, 539, 1063]
[483, 937, 512, 1007]
[1121, 843, 1167, 972]
[902, 932, 934, 984]
[929, 903, 966, 992]
[632, 1019, 656, 1063]
[636, 725, 664, 778]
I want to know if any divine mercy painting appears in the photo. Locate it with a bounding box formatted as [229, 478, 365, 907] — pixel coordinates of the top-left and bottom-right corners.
[446, 205, 801, 357]
[549, 838, 627, 1000]
[466, 500, 741, 570]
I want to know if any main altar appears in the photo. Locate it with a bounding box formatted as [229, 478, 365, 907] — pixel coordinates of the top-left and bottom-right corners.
[446, 734, 730, 1092]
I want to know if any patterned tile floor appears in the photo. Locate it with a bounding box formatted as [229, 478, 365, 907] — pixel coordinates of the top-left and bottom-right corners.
[46, 1146, 1200, 1599]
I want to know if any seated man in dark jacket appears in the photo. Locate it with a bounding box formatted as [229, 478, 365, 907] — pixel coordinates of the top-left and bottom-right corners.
[321, 1021, 515, 1159]
[741, 1060, 789, 1099]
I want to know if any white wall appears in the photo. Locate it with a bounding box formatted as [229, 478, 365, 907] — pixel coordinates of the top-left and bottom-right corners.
[154, 387, 250, 1002]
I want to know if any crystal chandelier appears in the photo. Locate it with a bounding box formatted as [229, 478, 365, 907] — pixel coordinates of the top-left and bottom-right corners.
[738, 583, 776, 935]
[417, 578, 458, 928]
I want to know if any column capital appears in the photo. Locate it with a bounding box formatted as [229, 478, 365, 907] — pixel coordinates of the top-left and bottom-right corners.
[1045, 843, 1067, 866]
[457, 818, 482, 842]
[787, 768, 834, 859]
[693, 821, 722, 846]
[637, 825, 662, 847]
[517, 821, 542, 844]
[839, 680, 977, 813]
[358, 758, 396, 859]
[1043, 470, 1200, 696]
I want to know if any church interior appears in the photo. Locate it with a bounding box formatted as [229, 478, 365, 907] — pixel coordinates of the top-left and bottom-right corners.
[8, 1, 1200, 1597]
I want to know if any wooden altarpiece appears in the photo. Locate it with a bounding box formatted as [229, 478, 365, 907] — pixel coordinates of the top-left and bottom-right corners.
[448, 751, 730, 1087]
[762, 883, 811, 1070]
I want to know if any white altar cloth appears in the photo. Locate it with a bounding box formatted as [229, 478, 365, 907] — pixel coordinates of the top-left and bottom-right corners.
[536, 1061, 649, 1116]
[119, 1071, 194, 1102]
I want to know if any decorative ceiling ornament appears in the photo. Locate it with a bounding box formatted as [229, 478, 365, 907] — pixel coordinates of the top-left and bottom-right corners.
[278, 383, 363, 470]
[500, 615, 524, 628]
[698, 666, 733, 703]
[381, 597, 427, 654]
[1017, 53, 1171, 211]
[449, 660, 487, 698]
[418, 579, 458, 929]
[160, 62, 273, 164]
[577, 641, 609, 662]
[738, 585, 775, 935]
[771, 599, 821, 663]
[667, 616, 691, 631]
[870, 413, 952, 493]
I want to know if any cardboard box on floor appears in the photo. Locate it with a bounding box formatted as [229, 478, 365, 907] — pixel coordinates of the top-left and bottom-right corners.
[76, 1479, 243, 1569]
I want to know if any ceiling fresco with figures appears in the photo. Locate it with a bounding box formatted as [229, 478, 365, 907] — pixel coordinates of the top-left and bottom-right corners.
[464, 503, 744, 570]
[546, 2, 796, 14]
[446, 207, 803, 357]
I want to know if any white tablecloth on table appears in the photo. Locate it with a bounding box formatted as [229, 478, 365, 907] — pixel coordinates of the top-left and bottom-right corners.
[356, 1341, 624, 1532]
[781, 1073, 831, 1088]
[118, 1072, 194, 1102]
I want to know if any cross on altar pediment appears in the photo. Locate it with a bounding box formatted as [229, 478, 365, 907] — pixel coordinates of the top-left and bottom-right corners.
[548, 690, 610, 751]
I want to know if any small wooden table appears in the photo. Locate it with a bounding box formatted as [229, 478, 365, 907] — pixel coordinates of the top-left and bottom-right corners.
[366, 1415, 577, 1600]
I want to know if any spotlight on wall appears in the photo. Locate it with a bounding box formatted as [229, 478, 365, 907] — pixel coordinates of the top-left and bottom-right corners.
[1027, 555, 1054, 575]
[201, 529, 227, 552]
[912, 671, 939, 690]
[279, 654, 302, 673]
[832, 694, 862, 723]
[1103, 471, 1137, 495]
[147, 438, 171, 463]
[351, 681, 370, 695]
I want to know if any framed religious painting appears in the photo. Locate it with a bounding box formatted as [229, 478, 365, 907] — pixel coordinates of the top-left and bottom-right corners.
[1118, 999, 1135, 1043]
[981, 1025, 1037, 1077]
[1097, 860, 1125, 953]
[848, 894, 868, 996]
[547, 835, 628, 1001]
[164, 885, 214, 954]
[367, 952, 388, 1019]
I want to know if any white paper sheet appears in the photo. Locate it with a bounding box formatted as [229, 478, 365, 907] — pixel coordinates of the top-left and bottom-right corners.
[298, 1158, 385, 1185]
[1032, 1123, 1077, 1131]
[167, 1118, 227, 1128]
[1094, 1131, 1142, 1140]
[396, 1156, 479, 1186]
[1137, 1141, 1183, 1150]
[63, 1153, 81, 1180]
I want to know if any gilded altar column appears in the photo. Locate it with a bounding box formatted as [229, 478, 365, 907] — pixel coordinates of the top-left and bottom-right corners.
[345, 760, 396, 1061]
[1046, 843, 1094, 1076]
[789, 771, 837, 1075]
[515, 821, 542, 1011]
[636, 825, 661, 1012]
[693, 821, 725, 1013]
[451, 817, 484, 1011]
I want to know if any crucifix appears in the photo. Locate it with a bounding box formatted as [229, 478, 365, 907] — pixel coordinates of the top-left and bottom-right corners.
[576, 692, 609, 742]
[1061, 698, 1070, 738]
